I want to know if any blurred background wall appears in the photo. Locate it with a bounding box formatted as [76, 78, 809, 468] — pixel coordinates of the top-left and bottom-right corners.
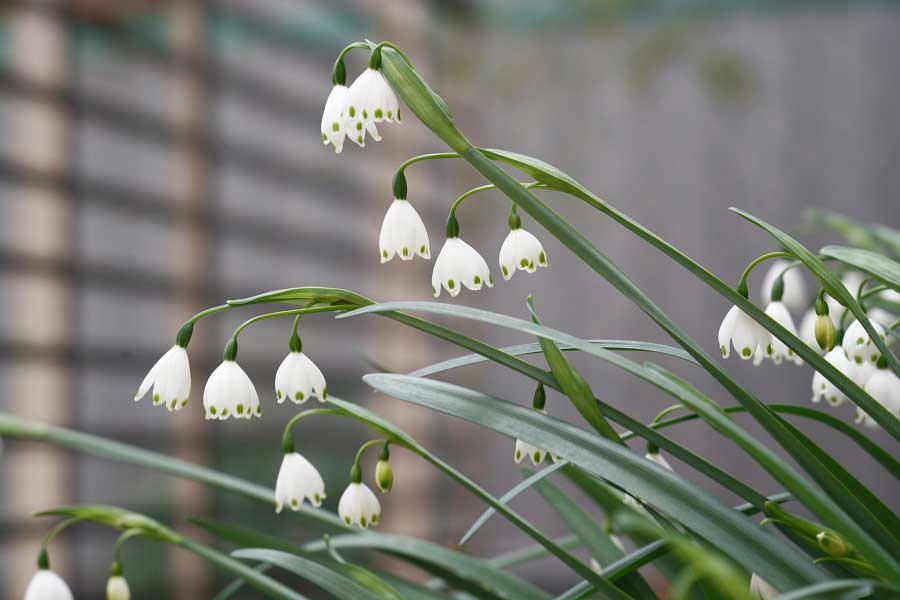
[0, 0, 898, 597]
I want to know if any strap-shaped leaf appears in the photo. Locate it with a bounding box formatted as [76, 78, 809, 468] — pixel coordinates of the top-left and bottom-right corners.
[819, 245, 900, 293]
[527, 469, 658, 599]
[528, 298, 621, 443]
[460, 461, 568, 545]
[362, 373, 826, 591]
[233, 549, 390, 600]
[410, 340, 694, 378]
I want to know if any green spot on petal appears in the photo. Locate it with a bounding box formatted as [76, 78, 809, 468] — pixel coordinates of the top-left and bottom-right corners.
[402, 247, 409, 257]
[348, 106, 356, 117]
[447, 279, 455, 289]
[236, 404, 244, 414]
[741, 347, 752, 357]
[153, 393, 160, 404]
[210, 407, 217, 415]
[332, 121, 339, 132]
[473, 275, 481, 285]
[520, 258, 529, 267]
[375, 108, 383, 119]
[356, 122, 362, 131]
[295, 391, 304, 401]
[322, 132, 327, 141]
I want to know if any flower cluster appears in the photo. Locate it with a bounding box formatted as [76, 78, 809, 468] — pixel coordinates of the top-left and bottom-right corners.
[321, 64, 401, 154]
[719, 261, 899, 428]
[136, 327, 327, 422]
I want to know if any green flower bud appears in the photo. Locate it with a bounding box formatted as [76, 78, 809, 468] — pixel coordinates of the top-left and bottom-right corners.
[816, 530, 848, 558]
[814, 314, 836, 351]
[375, 459, 393, 493]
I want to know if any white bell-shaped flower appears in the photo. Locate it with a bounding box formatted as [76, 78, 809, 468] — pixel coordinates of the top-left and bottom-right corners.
[811, 348, 850, 406]
[763, 301, 803, 365]
[338, 482, 381, 528]
[25, 569, 73, 600]
[842, 319, 885, 365]
[203, 360, 260, 420]
[514, 439, 548, 466]
[499, 228, 547, 280]
[846, 359, 876, 389]
[320, 84, 349, 154]
[379, 199, 430, 263]
[749, 573, 778, 600]
[718, 305, 771, 362]
[343, 68, 400, 148]
[432, 237, 493, 297]
[760, 259, 806, 312]
[135, 345, 191, 411]
[106, 575, 130, 600]
[861, 369, 900, 426]
[645, 451, 674, 472]
[275, 351, 327, 404]
[275, 452, 326, 513]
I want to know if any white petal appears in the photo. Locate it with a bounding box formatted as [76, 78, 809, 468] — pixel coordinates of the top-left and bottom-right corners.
[718, 306, 740, 358]
[25, 570, 73, 600]
[760, 259, 806, 311]
[380, 199, 430, 263]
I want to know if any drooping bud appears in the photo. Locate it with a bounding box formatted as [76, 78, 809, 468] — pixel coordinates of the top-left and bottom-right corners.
[814, 293, 836, 351]
[392, 170, 408, 200]
[532, 382, 546, 411]
[106, 563, 130, 600]
[816, 530, 848, 558]
[375, 443, 394, 494]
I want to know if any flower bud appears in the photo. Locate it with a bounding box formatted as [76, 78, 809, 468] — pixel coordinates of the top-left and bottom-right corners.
[375, 443, 393, 493]
[814, 314, 836, 352]
[816, 530, 848, 558]
[106, 575, 131, 600]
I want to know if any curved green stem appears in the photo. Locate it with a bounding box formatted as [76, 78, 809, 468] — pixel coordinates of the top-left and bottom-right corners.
[396, 152, 460, 174]
[737, 251, 794, 297]
[231, 305, 355, 340]
[349, 439, 385, 483]
[448, 182, 544, 219]
[37, 517, 82, 569]
[369, 41, 414, 69]
[860, 284, 889, 301]
[331, 41, 369, 85]
[112, 528, 144, 567]
[281, 408, 341, 454]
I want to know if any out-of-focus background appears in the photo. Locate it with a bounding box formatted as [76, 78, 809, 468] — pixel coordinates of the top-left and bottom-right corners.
[1, 0, 898, 597]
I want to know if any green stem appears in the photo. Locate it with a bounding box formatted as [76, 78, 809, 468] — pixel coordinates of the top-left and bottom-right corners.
[112, 528, 144, 566]
[331, 41, 369, 86]
[38, 517, 82, 569]
[395, 152, 460, 174]
[348, 439, 384, 483]
[737, 251, 794, 297]
[281, 408, 341, 454]
[448, 182, 544, 219]
[232, 305, 356, 340]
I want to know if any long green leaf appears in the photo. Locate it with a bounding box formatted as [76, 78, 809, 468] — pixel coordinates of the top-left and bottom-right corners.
[645, 364, 900, 576]
[0, 412, 344, 529]
[773, 579, 900, 600]
[339, 302, 771, 507]
[475, 147, 900, 440]
[304, 533, 552, 600]
[460, 461, 568, 545]
[528, 469, 658, 599]
[528, 298, 621, 443]
[410, 340, 694, 378]
[362, 373, 826, 591]
[232, 549, 388, 600]
[819, 245, 900, 293]
[555, 542, 670, 600]
[320, 397, 632, 600]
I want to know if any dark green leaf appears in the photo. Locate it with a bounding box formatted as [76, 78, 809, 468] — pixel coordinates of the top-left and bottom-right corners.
[819, 245, 900, 293]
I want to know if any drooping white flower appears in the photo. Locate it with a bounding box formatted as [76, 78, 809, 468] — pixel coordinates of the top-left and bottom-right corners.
[275, 452, 326, 513]
[811, 348, 851, 406]
[718, 305, 771, 362]
[320, 84, 349, 154]
[338, 482, 381, 528]
[514, 439, 547, 466]
[432, 237, 493, 297]
[499, 228, 547, 280]
[275, 351, 327, 404]
[842, 319, 885, 365]
[379, 199, 430, 263]
[764, 301, 803, 365]
[749, 573, 777, 600]
[25, 569, 73, 600]
[857, 369, 900, 429]
[106, 575, 131, 600]
[799, 308, 825, 353]
[343, 68, 400, 148]
[203, 360, 260, 420]
[645, 451, 674, 471]
[760, 259, 806, 312]
[846, 359, 876, 389]
[134, 345, 191, 411]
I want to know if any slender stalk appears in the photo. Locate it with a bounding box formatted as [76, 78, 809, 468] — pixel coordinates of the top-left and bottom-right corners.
[231, 305, 356, 339]
[737, 251, 794, 296]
